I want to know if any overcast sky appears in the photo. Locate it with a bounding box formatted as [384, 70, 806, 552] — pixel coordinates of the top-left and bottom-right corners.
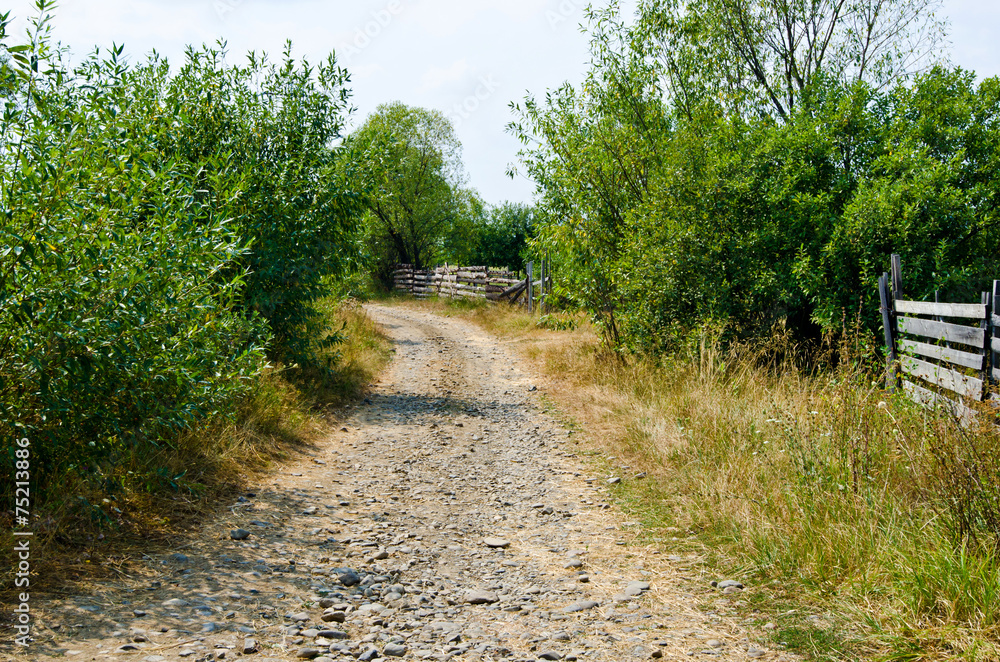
[5, 1, 999, 206]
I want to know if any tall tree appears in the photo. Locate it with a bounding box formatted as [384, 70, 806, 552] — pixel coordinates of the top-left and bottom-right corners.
[351, 102, 465, 282]
[638, 0, 947, 120]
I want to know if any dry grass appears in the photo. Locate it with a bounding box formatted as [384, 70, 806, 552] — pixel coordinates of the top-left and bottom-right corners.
[421, 297, 1000, 662]
[0, 298, 393, 597]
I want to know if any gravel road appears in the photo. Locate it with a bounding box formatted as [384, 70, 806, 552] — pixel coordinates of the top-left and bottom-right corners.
[8, 304, 785, 662]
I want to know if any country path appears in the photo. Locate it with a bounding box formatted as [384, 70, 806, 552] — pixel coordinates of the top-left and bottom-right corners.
[7, 303, 787, 662]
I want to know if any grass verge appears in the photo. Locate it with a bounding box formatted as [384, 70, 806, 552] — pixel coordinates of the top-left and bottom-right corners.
[0, 298, 392, 597]
[415, 296, 1000, 662]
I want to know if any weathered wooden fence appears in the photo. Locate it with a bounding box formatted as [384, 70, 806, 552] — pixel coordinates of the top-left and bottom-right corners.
[879, 254, 998, 425]
[394, 262, 552, 309]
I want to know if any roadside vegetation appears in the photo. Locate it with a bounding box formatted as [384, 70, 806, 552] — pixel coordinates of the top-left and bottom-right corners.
[424, 298, 1000, 661]
[0, 2, 396, 589]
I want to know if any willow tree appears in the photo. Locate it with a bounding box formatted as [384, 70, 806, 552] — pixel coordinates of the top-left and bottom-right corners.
[350, 102, 466, 284]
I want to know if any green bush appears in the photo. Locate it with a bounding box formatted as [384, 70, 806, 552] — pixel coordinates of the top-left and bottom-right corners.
[0, 3, 360, 507]
[512, 0, 1000, 352]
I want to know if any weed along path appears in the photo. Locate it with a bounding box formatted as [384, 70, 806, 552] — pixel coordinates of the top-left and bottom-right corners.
[14, 304, 788, 662]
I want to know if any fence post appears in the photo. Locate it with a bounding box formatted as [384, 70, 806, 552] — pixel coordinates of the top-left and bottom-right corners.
[878, 272, 898, 392]
[540, 260, 546, 314]
[891, 253, 902, 299]
[993, 281, 999, 392]
[526, 261, 534, 313]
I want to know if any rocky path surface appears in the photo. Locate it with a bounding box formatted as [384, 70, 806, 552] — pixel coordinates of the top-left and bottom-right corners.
[9, 304, 787, 662]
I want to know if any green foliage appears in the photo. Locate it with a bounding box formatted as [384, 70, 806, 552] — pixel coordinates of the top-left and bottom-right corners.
[349, 102, 468, 285]
[510, 1, 1000, 352]
[0, 2, 360, 507]
[158, 41, 363, 368]
[464, 202, 535, 272]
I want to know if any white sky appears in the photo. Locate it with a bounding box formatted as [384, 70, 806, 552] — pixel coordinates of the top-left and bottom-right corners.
[5, 1, 999, 206]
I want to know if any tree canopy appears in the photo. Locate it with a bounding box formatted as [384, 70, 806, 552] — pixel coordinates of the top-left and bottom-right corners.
[510, 0, 998, 351]
[350, 102, 467, 281]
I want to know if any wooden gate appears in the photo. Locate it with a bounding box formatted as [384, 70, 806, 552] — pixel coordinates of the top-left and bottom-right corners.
[879, 254, 997, 425]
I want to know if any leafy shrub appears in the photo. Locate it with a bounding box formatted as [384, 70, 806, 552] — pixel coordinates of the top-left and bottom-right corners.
[0, 4, 360, 508]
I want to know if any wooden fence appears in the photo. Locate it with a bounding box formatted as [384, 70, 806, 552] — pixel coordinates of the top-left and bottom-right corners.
[394, 262, 552, 309]
[879, 254, 997, 425]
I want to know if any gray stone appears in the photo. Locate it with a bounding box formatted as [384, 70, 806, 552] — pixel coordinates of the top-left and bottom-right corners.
[161, 598, 189, 608]
[290, 612, 311, 622]
[562, 600, 599, 613]
[483, 537, 510, 548]
[607, 477, 621, 485]
[242, 638, 258, 654]
[715, 579, 743, 590]
[358, 648, 380, 661]
[168, 553, 189, 563]
[337, 569, 361, 586]
[296, 649, 322, 660]
[321, 611, 346, 623]
[316, 630, 349, 640]
[464, 589, 499, 604]
[748, 648, 766, 659]
[539, 652, 563, 661]
[230, 529, 251, 540]
[383, 643, 407, 657]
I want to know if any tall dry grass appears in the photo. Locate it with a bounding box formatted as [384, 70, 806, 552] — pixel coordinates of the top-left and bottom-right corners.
[434, 298, 1000, 661]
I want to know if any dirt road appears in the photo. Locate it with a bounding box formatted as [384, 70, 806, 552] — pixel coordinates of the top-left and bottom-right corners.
[9, 304, 782, 662]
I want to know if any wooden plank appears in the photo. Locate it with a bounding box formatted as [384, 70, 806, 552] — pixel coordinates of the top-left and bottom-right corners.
[902, 380, 978, 427]
[898, 339, 985, 370]
[901, 356, 983, 400]
[894, 300, 986, 319]
[898, 316, 985, 348]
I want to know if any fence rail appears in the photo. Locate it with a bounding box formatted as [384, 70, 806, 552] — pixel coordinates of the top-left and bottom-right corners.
[393, 263, 551, 308]
[879, 254, 997, 425]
